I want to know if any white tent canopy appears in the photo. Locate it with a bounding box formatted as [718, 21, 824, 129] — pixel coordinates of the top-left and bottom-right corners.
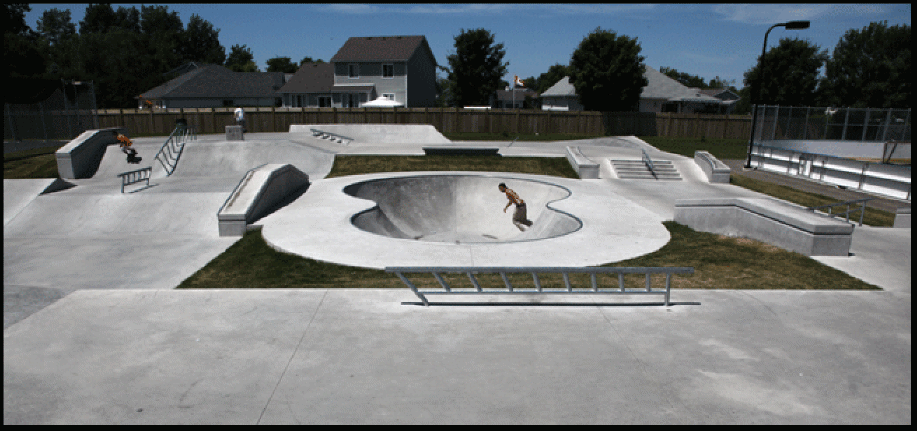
[362, 96, 404, 108]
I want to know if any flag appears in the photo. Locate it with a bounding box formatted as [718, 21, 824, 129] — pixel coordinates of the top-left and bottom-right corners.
[514, 75, 525, 88]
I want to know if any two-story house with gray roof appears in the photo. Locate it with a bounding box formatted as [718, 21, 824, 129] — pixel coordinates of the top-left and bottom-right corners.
[279, 35, 438, 108]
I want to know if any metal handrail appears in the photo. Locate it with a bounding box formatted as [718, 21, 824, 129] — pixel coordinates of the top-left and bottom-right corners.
[218, 163, 269, 216]
[153, 125, 196, 176]
[807, 197, 875, 226]
[116, 166, 152, 193]
[641, 149, 657, 179]
[387, 266, 694, 306]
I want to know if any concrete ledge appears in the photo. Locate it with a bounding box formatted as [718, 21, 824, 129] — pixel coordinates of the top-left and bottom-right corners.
[893, 207, 910, 228]
[674, 197, 855, 256]
[565, 146, 599, 179]
[55, 128, 126, 179]
[218, 164, 309, 236]
[694, 150, 731, 183]
[225, 125, 243, 141]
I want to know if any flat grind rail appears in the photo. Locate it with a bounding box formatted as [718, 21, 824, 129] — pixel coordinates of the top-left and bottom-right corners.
[387, 266, 695, 306]
[807, 197, 875, 226]
[116, 166, 152, 193]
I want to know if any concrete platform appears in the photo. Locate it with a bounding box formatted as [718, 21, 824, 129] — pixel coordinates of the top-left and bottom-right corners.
[4, 128, 910, 424]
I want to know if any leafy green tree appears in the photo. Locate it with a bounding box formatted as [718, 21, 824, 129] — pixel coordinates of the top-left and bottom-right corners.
[226, 44, 259, 72]
[266, 56, 298, 73]
[180, 14, 225, 65]
[443, 28, 508, 106]
[535, 63, 570, 94]
[4, 4, 49, 80]
[817, 21, 910, 108]
[743, 37, 827, 107]
[36, 8, 76, 47]
[569, 27, 647, 111]
[299, 56, 323, 65]
[659, 66, 707, 88]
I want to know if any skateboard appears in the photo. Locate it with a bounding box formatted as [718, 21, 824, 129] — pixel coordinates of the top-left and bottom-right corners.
[126, 149, 142, 164]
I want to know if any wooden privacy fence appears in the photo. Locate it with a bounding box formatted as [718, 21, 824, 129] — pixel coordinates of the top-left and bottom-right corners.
[92, 107, 752, 139]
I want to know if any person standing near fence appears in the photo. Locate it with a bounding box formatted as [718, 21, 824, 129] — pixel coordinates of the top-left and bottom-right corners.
[234, 107, 246, 133]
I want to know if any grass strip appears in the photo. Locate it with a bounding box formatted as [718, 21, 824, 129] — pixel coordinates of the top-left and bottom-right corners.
[178, 221, 880, 291]
[729, 175, 895, 227]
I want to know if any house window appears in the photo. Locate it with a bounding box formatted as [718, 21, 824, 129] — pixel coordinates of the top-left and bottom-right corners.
[383, 64, 394, 79]
[382, 93, 395, 101]
[348, 64, 359, 78]
[318, 96, 331, 108]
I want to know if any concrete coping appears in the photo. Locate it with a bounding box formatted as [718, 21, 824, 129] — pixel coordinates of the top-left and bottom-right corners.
[55, 127, 127, 179]
[675, 197, 855, 235]
[694, 150, 731, 184]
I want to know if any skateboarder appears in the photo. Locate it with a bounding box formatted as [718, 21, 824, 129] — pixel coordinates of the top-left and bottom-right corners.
[499, 182, 533, 231]
[114, 131, 142, 164]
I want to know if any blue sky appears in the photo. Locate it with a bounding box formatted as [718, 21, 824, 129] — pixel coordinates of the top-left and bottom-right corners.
[24, 3, 911, 89]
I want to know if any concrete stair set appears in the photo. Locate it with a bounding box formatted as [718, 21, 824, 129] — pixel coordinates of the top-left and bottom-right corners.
[611, 159, 682, 180]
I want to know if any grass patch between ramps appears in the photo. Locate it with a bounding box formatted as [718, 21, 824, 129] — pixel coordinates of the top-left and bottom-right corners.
[178, 222, 881, 291]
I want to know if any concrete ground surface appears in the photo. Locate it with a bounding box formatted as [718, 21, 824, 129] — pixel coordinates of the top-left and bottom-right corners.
[4, 127, 910, 424]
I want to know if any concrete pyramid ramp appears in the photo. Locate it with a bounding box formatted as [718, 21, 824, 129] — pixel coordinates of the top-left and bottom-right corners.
[291, 124, 451, 145]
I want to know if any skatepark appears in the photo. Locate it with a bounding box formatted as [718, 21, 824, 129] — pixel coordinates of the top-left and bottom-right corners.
[4, 124, 911, 424]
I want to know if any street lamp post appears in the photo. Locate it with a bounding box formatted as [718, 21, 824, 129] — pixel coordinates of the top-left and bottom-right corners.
[744, 20, 810, 169]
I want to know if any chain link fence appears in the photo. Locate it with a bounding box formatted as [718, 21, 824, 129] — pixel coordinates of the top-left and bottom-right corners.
[4, 80, 99, 143]
[752, 105, 910, 143]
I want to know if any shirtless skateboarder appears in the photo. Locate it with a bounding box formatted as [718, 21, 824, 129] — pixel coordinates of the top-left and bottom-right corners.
[499, 182, 533, 231]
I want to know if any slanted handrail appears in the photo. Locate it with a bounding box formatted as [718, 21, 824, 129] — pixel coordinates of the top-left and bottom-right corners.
[807, 197, 875, 226]
[641, 149, 657, 179]
[154, 125, 196, 176]
[387, 266, 694, 306]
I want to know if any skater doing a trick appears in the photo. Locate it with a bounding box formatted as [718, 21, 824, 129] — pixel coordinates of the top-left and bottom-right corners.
[499, 182, 533, 231]
[114, 131, 142, 164]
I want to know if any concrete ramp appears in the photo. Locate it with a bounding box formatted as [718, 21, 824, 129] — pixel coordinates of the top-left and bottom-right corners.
[4, 192, 227, 238]
[4, 179, 58, 226]
[290, 124, 451, 145]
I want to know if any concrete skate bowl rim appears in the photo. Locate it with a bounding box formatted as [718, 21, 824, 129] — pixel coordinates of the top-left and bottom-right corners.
[342, 173, 583, 244]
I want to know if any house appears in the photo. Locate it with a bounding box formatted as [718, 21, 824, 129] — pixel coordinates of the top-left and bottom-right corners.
[539, 66, 735, 113]
[279, 35, 438, 108]
[696, 88, 741, 114]
[539, 77, 583, 112]
[136, 63, 288, 109]
[639, 66, 725, 113]
[492, 88, 539, 109]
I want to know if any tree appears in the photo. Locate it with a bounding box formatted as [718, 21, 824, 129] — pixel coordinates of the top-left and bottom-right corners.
[743, 37, 827, 107]
[535, 63, 570, 94]
[266, 56, 298, 73]
[444, 28, 508, 106]
[817, 21, 910, 108]
[36, 8, 76, 47]
[569, 27, 647, 111]
[180, 14, 225, 65]
[226, 44, 259, 72]
[299, 56, 323, 65]
[4, 3, 49, 80]
[659, 66, 707, 88]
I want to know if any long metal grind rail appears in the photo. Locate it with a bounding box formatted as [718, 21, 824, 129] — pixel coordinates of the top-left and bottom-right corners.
[387, 266, 695, 306]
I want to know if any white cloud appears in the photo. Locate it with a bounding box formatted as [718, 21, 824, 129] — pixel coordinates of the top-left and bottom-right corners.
[712, 4, 886, 25]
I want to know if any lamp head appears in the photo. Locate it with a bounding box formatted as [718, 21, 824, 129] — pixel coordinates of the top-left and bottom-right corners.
[784, 20, 810, 30]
